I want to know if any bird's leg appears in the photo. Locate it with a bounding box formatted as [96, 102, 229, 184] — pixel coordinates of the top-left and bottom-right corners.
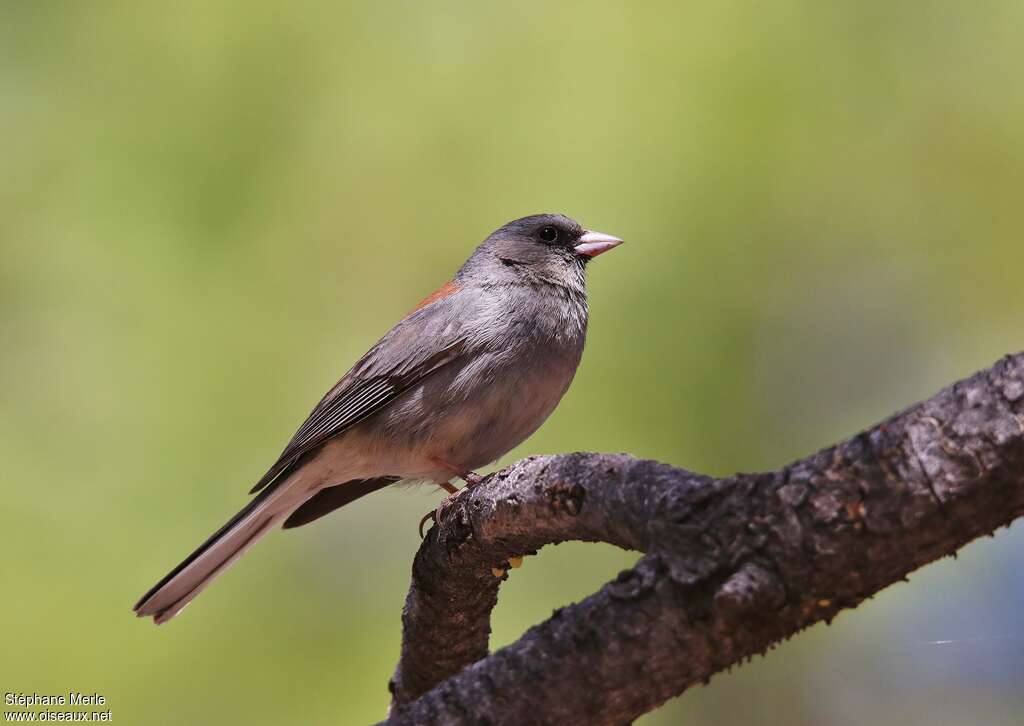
[418, 457, 484, 537]
[417, 473, 462, 536]
[418, 482, 464, 538]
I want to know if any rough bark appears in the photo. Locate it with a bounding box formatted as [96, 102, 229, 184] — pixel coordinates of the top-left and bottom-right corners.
[384, 353, 1024, 725]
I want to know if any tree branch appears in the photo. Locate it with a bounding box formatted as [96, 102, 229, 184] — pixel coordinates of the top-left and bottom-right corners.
[384, 353, 1024, 725]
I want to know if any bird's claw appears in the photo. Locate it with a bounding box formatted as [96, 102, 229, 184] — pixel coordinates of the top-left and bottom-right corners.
[417, 509, 436, 539]
[418, 486, 469, 539]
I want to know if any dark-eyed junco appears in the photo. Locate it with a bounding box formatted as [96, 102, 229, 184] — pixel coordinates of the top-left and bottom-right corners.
[134, 214, 623, 623]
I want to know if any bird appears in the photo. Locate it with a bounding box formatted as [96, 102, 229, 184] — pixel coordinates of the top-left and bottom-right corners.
[133, 213, 623, 624]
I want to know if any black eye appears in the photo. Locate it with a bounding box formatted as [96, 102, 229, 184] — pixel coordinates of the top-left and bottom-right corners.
[539, 226, 559, 243]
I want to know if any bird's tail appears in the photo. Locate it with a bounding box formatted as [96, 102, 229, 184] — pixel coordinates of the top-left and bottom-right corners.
[134, 479, 306, 624]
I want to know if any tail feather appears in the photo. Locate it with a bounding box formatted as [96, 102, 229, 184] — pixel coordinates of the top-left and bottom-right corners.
[134, 482, 304, 624]
[282, 476, 398, 529]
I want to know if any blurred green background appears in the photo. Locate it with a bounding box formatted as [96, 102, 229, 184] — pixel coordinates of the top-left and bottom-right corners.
[2, 2, 1022, 724]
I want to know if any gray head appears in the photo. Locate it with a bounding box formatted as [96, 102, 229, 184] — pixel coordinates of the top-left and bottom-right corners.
[456, 214, 623, 288]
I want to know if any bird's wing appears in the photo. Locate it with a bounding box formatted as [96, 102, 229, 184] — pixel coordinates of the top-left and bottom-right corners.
[250, 287, 468, 494]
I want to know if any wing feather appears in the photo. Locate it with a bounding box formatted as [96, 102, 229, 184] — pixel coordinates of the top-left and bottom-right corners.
[248, 337, 465, 494]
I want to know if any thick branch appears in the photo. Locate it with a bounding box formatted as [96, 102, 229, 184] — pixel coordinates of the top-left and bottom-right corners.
[385, 353, 1024, 725]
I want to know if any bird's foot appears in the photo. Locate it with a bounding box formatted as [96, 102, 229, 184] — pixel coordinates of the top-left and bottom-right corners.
[417, 460, 487, 538]
[418, 485, 469, 539]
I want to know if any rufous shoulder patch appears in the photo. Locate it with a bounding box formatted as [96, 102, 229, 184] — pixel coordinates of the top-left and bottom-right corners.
[412, 280, 460, 312]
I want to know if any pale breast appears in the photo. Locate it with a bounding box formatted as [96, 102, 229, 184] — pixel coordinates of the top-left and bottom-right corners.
[354, 283, 588, 481]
